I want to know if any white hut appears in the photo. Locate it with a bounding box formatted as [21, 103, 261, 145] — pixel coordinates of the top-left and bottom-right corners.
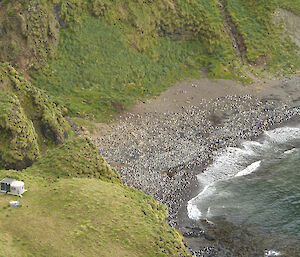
[0, 178, 26, 197]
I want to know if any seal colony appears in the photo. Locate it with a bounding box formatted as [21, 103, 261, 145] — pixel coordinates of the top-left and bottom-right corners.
[92, 76, 300, 256]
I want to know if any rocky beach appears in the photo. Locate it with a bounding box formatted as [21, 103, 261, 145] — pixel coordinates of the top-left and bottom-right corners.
[92, 76, 300, 256]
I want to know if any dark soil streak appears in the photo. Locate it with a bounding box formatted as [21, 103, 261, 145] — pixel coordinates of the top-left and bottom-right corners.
[218, 0, 247, 63]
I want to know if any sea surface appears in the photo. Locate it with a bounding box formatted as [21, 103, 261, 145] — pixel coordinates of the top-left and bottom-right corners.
[188, 124, 300, 255]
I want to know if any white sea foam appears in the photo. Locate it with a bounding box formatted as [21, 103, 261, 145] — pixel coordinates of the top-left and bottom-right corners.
[235, 160, 261, 177]
[187, 125, 300, 220]
[187, 203, 202, 220]
[264, 250, 282, 256]
[265, 127, 300, 144]
[283, 148, 297, 155]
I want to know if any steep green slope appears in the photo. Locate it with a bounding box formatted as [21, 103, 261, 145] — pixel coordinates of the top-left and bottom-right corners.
[225, 0, 300, 74]
[29, 136, 121, 183]
[0, 0, 60, 69]
[0, 63, 71, 170]
[0, 92, 39, 170]
[0, 138, 191, 257]
[31, 0, 242, 120]
[29, 0, 300, 121]
[1, 0, 300, 121]
[31, 17, 237, 120]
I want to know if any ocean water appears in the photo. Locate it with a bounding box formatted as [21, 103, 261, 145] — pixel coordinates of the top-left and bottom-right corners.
[188, 124, 300, 254]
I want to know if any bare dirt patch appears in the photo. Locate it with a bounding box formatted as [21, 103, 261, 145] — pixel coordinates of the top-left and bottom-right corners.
[274, 8, 300, 50]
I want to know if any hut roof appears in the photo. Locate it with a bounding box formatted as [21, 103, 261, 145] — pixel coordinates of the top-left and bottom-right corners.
[11, 181, 24, 187]
[1, 178, 16, 184]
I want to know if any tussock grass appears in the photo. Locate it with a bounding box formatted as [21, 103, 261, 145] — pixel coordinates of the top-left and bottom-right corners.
[226, 0, 300, 74]
[31, 16, 239, 121]
[31, 0, 245, 121]
[30, 0, 300, 121]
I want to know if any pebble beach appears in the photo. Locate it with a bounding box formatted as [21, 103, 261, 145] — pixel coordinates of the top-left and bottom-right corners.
[92, 76, 300, 256]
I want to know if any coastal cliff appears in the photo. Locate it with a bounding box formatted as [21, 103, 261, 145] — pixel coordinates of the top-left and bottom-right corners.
[0, 0, 300, 256]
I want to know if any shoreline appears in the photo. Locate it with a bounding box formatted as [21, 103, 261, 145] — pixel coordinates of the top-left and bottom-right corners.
[91, 75, 300, 256]
[177, 118, 300, 257]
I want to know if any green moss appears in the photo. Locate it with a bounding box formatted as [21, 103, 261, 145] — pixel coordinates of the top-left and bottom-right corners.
[0, 62, 71, 169]
[55, 0, 89, 24]
[3, 64, 71, 142]
[0, 92, 39, 170]
[29, 137, 121, 183]
[0, 0, 60, 69]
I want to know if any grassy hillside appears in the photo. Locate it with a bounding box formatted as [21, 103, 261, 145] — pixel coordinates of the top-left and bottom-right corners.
[28, 136, 120, 183]
[0, 138, 191, 257]
[31, 0, 241, 121]
[31, 17, 238, 120]
[27, 0, 300, 121]
[1, 0, 300, 121]
[226, 0, 300, 74]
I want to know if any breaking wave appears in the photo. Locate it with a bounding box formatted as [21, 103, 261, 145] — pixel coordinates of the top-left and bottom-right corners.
[188, 125, 300, 220]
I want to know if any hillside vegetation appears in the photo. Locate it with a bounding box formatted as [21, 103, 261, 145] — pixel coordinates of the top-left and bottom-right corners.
[2, 0, 300, 121]
[31, 0, 239, 120]
[0, 63, 71, 170]
[0, 137, 191, 257]
[226, 0, 300, 73]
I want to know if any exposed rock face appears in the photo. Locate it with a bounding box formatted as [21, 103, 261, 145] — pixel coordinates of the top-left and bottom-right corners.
[0, 63, 70, 170]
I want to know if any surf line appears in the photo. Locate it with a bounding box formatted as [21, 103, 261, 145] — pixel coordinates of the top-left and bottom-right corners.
[187, 160, 261, 220]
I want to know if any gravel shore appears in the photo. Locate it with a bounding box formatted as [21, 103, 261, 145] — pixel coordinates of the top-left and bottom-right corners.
[92, 76, 300, 256]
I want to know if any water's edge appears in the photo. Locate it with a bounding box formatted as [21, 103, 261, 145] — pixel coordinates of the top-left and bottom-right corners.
[177, 120, 300, 257]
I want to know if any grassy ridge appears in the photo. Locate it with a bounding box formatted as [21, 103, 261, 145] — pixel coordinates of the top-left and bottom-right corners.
[28, 137, 121, 183]
[0, 177, 190, 256]
[0, 138, 191, 257]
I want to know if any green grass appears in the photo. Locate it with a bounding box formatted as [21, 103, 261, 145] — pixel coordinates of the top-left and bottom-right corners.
[31, 0, 245, 121]
[226, 0, 300, 74]
[0, 176, 191, 257]
[31, 17, 236, 121]
[30, 0, 300, 121]
[278, 0, 300, 14]
[0, 137, 191, 257]
[28, 136, 121, 183]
